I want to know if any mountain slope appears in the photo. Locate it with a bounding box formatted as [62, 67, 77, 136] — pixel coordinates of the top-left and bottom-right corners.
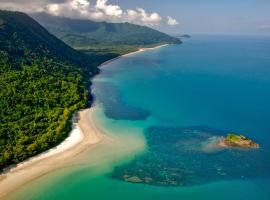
[0, 10, 98, 170]
[0, 11, 100, 73]
[31, 13, 181, 50]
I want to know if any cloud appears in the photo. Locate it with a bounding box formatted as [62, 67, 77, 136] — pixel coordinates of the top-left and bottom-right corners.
[125, 8, 162, 26]
[0, 0, 175, 27]
[91, 0, 162, 26]
[46, 0, 90, 18]
[167, 16, 179, 26]
[0, 0, 48, 13]
[95, 0, 122, 17]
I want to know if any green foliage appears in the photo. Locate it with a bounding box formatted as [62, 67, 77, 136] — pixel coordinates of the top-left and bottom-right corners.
[226, 133, 246, 142]
[0, 10, 99, 171]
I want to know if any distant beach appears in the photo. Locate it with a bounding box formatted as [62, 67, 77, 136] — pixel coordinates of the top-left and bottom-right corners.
[122, 44, 169, 57]
[99, 44, 168, 67]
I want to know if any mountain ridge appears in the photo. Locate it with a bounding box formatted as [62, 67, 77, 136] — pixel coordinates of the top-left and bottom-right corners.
[31, 12, 181, 50]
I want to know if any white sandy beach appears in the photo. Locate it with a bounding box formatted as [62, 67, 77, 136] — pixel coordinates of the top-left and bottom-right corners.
[0, 108, 106, 199]
[122, 44, 169, 57]
[99, 44, 168, 67]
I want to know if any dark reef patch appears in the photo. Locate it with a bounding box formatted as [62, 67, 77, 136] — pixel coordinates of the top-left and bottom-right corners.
[111, 126, 270, 187]
[94, 82, 150, 120]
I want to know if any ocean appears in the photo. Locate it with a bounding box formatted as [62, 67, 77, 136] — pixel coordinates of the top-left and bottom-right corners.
[9, 35, 270, 200]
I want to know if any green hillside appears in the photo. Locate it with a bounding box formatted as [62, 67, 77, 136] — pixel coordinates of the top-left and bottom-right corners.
[31, 13, 181, 53]
[0, 10, 181, 171]
[0, 10, 99, 171]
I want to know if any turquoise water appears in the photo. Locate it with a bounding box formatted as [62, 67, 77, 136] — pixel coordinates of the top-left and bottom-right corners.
[9, 35, 270, 199]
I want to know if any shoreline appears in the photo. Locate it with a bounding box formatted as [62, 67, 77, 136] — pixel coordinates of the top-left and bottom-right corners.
[99, 44, 168, 67]
[1, 113, 84, 175]
[0, 108, 106, 199]
[0, 43, 169, 199]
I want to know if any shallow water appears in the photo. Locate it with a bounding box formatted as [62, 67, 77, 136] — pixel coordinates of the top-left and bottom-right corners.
[8, 35, 270, 199]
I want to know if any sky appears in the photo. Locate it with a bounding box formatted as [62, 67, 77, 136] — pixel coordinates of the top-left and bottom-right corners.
[0, 0, 270, 35]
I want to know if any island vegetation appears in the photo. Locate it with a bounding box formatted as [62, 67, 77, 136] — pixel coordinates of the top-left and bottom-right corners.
[218, 133, 259, 149]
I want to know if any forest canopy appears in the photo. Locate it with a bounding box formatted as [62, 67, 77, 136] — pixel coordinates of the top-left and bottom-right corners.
[0, 10, 98, 170]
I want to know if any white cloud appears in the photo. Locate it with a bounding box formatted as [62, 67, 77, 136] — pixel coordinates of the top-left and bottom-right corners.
[91, 1, 162, 26]
[71, 0, 90, 15]
[46, 4, 60, 15]
[125, 8, 162, 26]
[0, 0, 176, 27]
[167, 16, 179, 26]
[95, 0, 122, 17]
[45, 0, 91, 18]
[136, 8, 162, 26]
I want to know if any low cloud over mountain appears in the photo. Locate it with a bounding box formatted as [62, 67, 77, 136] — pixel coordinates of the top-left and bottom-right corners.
[0, 0, 179, 26]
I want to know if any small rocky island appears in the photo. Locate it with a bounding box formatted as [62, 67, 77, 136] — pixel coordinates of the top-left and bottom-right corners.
[218, 134, 259, 149]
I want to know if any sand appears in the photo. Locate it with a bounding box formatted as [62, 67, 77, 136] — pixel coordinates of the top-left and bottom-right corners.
[99, 44, 168, 67]
[0, 108, 106, 199]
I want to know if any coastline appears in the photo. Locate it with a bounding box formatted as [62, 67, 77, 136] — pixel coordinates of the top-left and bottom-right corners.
[0, 43, 169, 199]
[1, 113, 84, 175]
[99, 44, 168, 67]
[0, 108, 106, 199]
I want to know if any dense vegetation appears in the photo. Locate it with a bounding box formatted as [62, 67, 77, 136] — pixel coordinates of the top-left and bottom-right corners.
[0, 10, 101, 171]
[31, 13, 181, 54]
[0, 10, 180, 171]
